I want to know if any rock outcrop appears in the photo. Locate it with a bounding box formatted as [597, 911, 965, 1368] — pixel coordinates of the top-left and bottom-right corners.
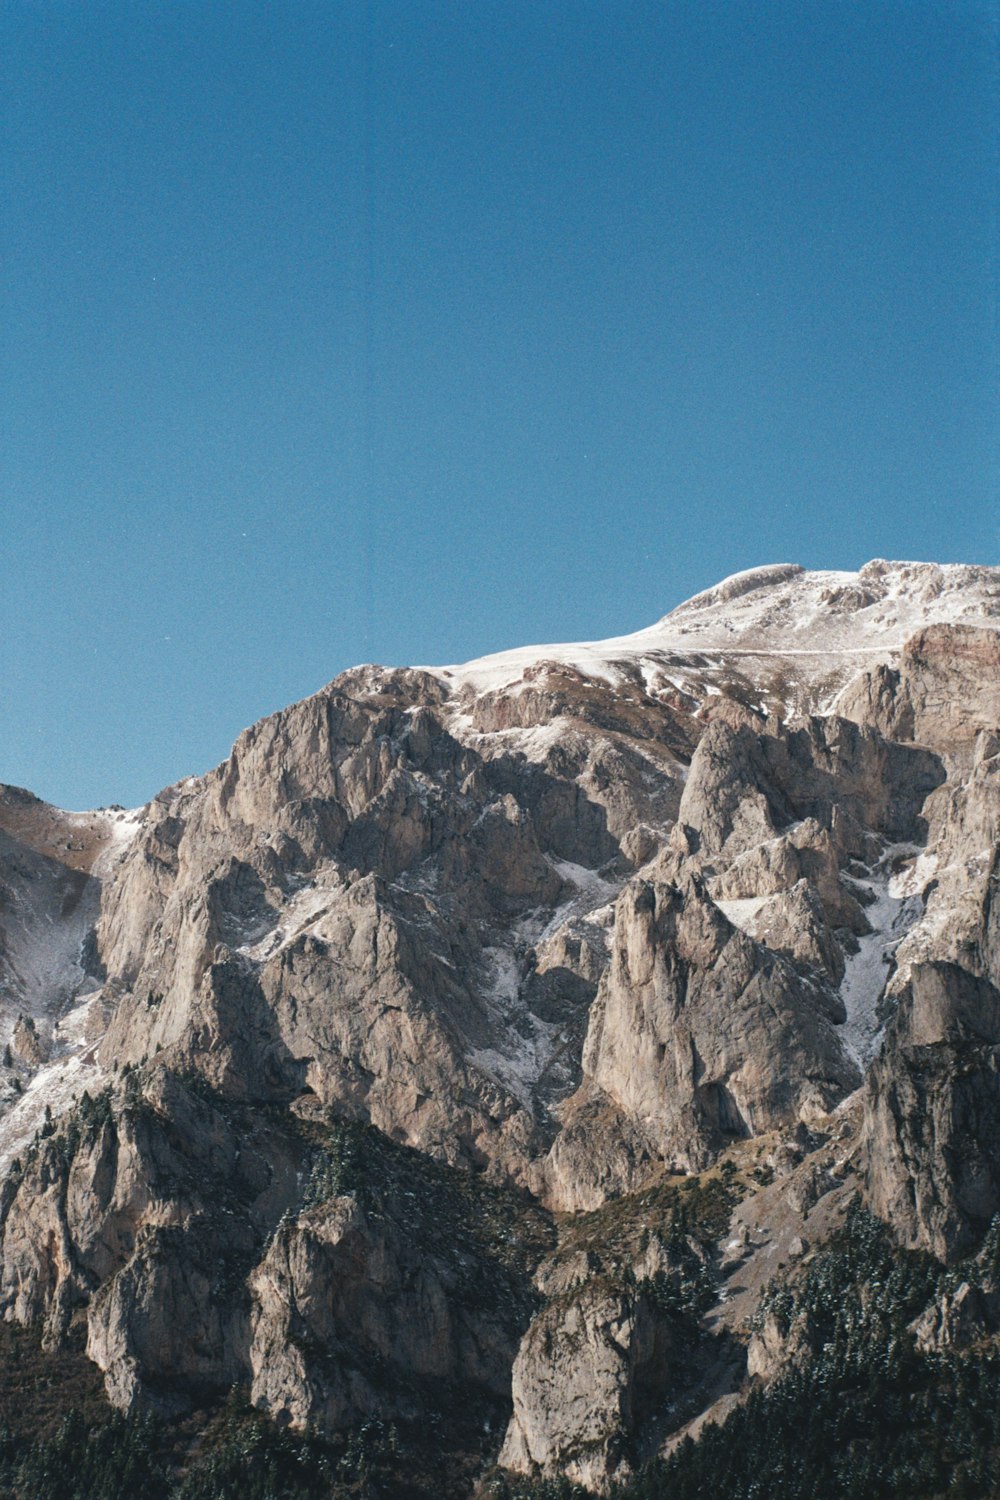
[837, 624, 1000, 755]
[544, 874, 856, 1209]
[499, 1281, 675, 1490]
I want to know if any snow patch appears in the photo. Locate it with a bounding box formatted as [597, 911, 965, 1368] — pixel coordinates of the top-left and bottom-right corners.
[0, 865, 101, 1033]
[838, 847, 925, 1068]
[237, 871, 344, 964]
[714, 895, 772, 932]
[517, 859, 622, 949]
[468, 945, 563, 1112]
[468, 861, 620, 1112]
[888, 846, 939, 900]
[0, 991, 106, 1174]
[466, 720, 573, 764]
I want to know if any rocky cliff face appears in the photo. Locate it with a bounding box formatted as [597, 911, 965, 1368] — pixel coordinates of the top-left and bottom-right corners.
[2, 559, 999, 1493]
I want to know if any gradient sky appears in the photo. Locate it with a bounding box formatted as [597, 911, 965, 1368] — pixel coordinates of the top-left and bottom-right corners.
[2, 1, 997, 809]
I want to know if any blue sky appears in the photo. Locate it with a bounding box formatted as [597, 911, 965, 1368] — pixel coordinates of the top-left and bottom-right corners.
[2, 1, 997, 809]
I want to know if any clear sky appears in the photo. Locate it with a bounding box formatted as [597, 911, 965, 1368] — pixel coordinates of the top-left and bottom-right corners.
[2, 1, 997, 809]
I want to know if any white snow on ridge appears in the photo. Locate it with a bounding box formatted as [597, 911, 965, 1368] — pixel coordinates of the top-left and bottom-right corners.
[465, 720, 574, 764]
[90, 805, 145, 878]
[424, 561, 999, 700]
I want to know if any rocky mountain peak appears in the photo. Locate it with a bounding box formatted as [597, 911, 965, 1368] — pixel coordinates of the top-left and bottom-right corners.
[1, 559, 998, 1494]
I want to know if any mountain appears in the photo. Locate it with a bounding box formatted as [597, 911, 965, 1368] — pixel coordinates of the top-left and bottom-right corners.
[1, 558, 999, 1497]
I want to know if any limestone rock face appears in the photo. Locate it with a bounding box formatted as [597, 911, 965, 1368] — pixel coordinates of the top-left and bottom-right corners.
[248, 1190, 522, 1434]
[0, 1070, 297, 1402]
[858, 732, 1000, 1260]
[719, 880, 845, 982]
[544, 874, 857, 1208]
[837, 624, 1000, 754]
[711, 817, 867, 933]
[9, 1016, 47, 1069]
[677, 714, 943, 861]
[862, 960, 1000, 1261]
[910, 1281, 988, 1352]
[89, 667, 666, 1189]
[498, 1282, 675, 1490]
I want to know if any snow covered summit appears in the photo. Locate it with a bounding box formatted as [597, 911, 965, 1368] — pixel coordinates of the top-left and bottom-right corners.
[428, 559, 1000, 719]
